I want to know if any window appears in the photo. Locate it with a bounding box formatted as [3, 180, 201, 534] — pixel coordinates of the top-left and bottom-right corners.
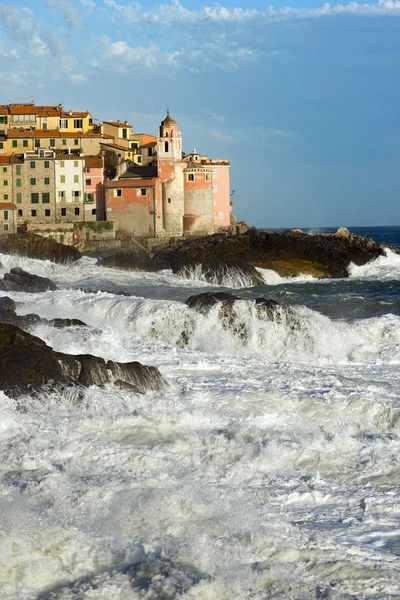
[137, 155, 142, 163]
[74, 160, 78, 167]
[130, 142, 138, 149]
[31, 193, 39, 204]
[16, 165, 21, 175]
[74, 119, 83, 129]
[85, 179, 91, 186]
[60, 160, 65, 168]
[18, 209, 22, 216]
[89, 118, 93, 125]
[219, 211, 224, 220]
[74, 207, 80, 216]
[73, 191, 80, 198]
[164, 141, 169, 152]
[0, 143, 3, 149]
[16, 193, 21, 203]
[61, 207, 67, 216]
[3, 224, 8, 231]
[60, 119, 68, 128]
[3, 210, 8, 221]
[122, 128, 127, 139]
[141, 188, 147, 196]
[45, 209, 51, 216]
[42, 193, 50, 203]
[62, 139, 67, 145]
[0, 116, 7, 124]
[84, 192, 94, 203]
[167, 198, 171, 204]
[148, 147, 153, 157]
[116, 189, 122, 197]
[74, 175, 79, 183]
[74, 139, 79, 145]
[58, 190, 65, 200]
[4, 194, 8, 200]
[187, 173, 194, 182]
[16, 179, 21, 187]
[44, 160, 50, 168]
[30, 161, 35, 169]
[30, 178, 36, 186]
[31, 210, 37, 217]
[44, 177, 50, 185]
[212, 170, 217, 179]
[3, 180, 8, 187]
[50, 139, 55, 147]
[213, 185, 217, 192]
[91, 209, 96, 215]
[2, 166, 6, 173]
[85, 168, 91, 173]
[205, 173, 211, 182]
[60, 175, 65, 183]
[35, 139, 40, 148]
[12, 140, 17, 148]
[165, 132, 168, 137]
[43, 123, 47, 130]
[23, 140, 28, 148]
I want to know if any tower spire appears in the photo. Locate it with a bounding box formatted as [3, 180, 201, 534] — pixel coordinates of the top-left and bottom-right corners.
[167, 108, 170, 116]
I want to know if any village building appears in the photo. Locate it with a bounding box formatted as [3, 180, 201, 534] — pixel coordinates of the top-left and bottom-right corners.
[0, 202, 17, 234]
[84, 156, 104, 221]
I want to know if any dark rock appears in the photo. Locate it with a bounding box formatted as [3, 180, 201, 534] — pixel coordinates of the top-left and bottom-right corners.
[176, 259, 265, 286]
[0, 233, 81, 263]
[0, 267, 58, 293]
[88, 247, 166, 271]
[186, 291, 240, 313]
[153, 228, 390, 279]
[0, 295, 87, 330]
[0, 322, 166, 398]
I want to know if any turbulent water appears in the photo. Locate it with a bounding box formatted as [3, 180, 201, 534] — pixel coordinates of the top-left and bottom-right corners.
[1, 226, 400, 599]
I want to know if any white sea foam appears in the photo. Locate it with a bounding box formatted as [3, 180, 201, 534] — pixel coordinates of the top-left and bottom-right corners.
[1, 252, 400, 599]
[349, 247, 400, 280]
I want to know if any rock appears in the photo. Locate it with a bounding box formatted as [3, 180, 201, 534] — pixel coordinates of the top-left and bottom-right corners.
[153, 228, 387, 279]
[0, 233, 81, 263]
[176, 259, 265, 286]
[0, 295, 87, 330]
[0, 322, 166, 398]
[186, 291, 241, 313]
[0, 267, 58, 293]
[88, 247, 166, 271]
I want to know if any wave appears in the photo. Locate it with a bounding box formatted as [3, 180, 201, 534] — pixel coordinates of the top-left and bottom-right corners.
[17, 289, 400, 366]
[348, 248, 400, 280]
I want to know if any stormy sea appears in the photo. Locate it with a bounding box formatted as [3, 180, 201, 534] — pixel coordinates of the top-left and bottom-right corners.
[1, 225, 400, 600]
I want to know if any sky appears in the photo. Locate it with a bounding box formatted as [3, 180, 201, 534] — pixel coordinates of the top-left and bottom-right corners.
[0, 0, 399, 228]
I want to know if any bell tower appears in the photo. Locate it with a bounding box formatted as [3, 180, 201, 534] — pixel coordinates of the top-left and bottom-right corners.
[156, 110, 182, 161]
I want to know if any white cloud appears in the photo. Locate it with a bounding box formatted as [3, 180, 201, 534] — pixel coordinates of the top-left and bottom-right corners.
[209, 129, 234, 142]
[80, 0, 97, 12]
[211, 112, 225, 123]
[70, 73, 87, 83]
[45, 0, 82, 29]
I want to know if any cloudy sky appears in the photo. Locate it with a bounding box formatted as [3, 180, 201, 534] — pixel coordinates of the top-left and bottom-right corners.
[1, 0, 399, 227]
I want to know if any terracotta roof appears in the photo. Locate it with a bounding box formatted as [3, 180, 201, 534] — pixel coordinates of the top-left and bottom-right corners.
[85, 156, 103, 168]
[0, 156, 11, 164]
[9, 104, 37, 115]
[61, 111, 90, 118]
[103, 121, 132, 129]
[100, 142, 133, 151]
[34, 106, 62, 117]
[0, 202, 17, 209]
[0, 106, 9, 115]
[141, 141, 156, 148]
[54, 154, 84, 161]
[184, 161, 212, 172]
[161, 114, 177, 126]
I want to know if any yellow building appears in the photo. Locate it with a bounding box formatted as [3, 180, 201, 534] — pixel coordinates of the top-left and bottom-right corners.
[1, 129, 114, 156]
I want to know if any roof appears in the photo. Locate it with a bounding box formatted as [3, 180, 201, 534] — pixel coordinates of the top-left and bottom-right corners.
[8, 104, 37, 115]
[105, 177, 158, 188]
[100, 142, 133, 151]
[183, 161, 212, 172]
[33, 106, 61, 117]
[61, 111, 90, 118]
[119, 165, 158, 179]
[103, 121, 132, 128]
[161, 114, 177, 126]
[85, 156, 103, 168]
[0, 106, 9, 115]
[0, 156, 10, 164]
[0, 202, 17, 209]
[141, 141, 156, 148]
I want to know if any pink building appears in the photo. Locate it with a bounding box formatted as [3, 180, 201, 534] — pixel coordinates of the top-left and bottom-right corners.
[84, 156, 104, 220]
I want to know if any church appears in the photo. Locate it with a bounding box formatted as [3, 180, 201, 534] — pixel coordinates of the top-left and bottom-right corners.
[104, 112, 231, 237]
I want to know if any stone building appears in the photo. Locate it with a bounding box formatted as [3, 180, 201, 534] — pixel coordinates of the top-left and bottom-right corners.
[0, 202, 17, 234]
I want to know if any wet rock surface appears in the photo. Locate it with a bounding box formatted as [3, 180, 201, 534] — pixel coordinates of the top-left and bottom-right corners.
[0, 295, 87, 330]
[0, 267, 58, 293]
[176, 259, 265, 286]
[153, 228, 391, 278]
[0, 322, 166, 398]
[0, 232, 81, 263]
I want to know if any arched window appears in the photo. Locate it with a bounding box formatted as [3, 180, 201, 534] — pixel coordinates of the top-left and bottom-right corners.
[165, 141, 169, 152]
[165, 132, 168, 137]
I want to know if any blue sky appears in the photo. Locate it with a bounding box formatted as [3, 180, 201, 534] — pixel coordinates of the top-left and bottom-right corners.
[0, 0, 399, 227]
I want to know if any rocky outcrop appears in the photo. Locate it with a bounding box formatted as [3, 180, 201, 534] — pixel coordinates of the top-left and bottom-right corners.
[153, 228, 390, 279]
[176, 259, 265, 286]
[0, 322, 166, 398]
[0, 233, 81, 263]
[0, 296, 87, 330]
[0, 267, 58, 292]
[89, 247, 165, 271]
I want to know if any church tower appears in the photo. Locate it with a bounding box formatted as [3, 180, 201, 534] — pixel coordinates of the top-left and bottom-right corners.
[156, 111, 184, 235]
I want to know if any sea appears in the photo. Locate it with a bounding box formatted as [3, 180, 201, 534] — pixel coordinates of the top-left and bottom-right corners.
[1, 225, 400, 600]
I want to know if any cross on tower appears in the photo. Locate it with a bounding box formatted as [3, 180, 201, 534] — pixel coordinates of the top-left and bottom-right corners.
[166, 108, 170, 116]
